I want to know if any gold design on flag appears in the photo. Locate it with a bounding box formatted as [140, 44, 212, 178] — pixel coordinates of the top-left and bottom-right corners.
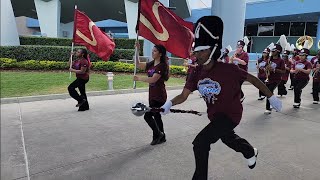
[140, 2, 169, 41]
[76, 21, 97, 46]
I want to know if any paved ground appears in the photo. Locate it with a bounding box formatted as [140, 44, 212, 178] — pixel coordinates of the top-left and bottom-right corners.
[1, 82, 320, 180]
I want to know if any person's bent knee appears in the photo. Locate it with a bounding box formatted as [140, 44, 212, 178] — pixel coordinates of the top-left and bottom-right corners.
[144, 112, 153, 121]
[192, 136, 210, 152]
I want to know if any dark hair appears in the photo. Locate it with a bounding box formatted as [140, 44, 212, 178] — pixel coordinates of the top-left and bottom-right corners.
[79, 48, 88, 60]
[154, 45, 169, 81]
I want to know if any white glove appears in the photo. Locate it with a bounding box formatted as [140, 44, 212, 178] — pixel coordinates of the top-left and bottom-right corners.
[160, 100, 172, 115]
[268, 95, 282, 112]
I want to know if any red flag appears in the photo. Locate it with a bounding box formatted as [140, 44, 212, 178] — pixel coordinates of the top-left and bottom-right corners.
[136, 0, 194, 58]
[73, 10, 115, 61]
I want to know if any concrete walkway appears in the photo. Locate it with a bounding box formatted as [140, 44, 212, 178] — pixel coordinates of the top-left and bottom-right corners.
[1, 82, 320, 180]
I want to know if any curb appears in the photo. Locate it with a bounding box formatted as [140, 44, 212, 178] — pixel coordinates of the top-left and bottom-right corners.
[1, 86, 184, 104]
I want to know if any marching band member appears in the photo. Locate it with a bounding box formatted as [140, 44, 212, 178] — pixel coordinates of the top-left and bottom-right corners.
[310, 50, 320, 95]
[230, 37, 249, 102]
[264, 44, 286, 114]
[277, 49, 292, 97]
[186, 52, 198, 81]
[256, 48, 270, 100]
[312, 56, 320, 104]
[134, 43, 169, 145]
[160, 16, 282, 180]
[219, 45, 232, 63]
[288, 47, 300, 90]
[290, 42, 312, 108]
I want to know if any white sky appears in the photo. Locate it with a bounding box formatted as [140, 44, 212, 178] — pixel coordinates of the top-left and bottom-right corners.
[189, 0, 262, 9]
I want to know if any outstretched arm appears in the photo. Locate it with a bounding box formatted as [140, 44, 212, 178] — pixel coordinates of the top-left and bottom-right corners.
[171, 88, 192, 106]
[161, 88, 192, 114]
[245, 73, 272, 98]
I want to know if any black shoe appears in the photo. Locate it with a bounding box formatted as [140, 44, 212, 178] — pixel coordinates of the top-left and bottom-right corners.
[288, 87, 294, 90]
[76, 99, 86, 107]
[158, 133, 166, 144]
[150, 132, 164, 146]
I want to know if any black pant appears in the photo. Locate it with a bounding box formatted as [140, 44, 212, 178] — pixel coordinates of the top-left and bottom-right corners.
[258, 78, 266, 97]
[313, 81, 320, 101]
[289, 73, 295, 88]
[266, 83, 278, 110]
[293, 79, 309, 103]
[144, 100, 165, 137]
[192, 113, 254, 180]
[68, 78, 89, 109]
[277, 80, 288, 96]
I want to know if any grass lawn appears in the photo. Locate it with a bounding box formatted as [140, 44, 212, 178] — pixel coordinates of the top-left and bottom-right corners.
[0, 71, 186, 98]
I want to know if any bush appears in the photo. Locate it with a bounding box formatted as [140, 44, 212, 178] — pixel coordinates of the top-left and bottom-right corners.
[0, 58, 18, 68]
[19, 36, 144, 52]
[19, 36, 72, 46]
[0, 58, 186, 75]
[170, 65, 187, 75]
[0, 45, 135, 62]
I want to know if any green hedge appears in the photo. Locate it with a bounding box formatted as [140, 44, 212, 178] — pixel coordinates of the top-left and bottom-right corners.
[19, 36, 144, 51]
[0, 58, 186, 75]
[0, 45, 135, 62]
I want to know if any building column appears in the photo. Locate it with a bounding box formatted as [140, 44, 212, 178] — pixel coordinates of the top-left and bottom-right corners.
[317, 16, 320, 50]
[0, 0, 20, 46]
[34, 0, 61, 37]
[211, 0, 246, 49]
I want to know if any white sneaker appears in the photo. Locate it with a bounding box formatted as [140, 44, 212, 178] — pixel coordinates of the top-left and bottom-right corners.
[293, 103, 300, 108]
[264, 110, 271, 114]
[276, 95, 281, 97]
[247, 148, 258, 169]
[313, 101, 319, 104]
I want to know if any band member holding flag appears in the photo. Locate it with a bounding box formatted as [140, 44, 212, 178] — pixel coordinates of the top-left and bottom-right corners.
[132, 0, 194, 145]
[160, 16, 282, 180]
[68, 8, 115, 111]
[256, 48, 270, 100]
[133, 43, 169, 145]
[290, 43, 312, 108]
[68, 48, 90, 111]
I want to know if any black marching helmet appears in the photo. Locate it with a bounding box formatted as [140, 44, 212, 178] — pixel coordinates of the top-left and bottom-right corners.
[193, 16, 223, 65]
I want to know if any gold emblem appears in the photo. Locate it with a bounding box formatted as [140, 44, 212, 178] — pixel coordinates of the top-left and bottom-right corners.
[76, 21, 97, 46]
[140, 2, 169, 41]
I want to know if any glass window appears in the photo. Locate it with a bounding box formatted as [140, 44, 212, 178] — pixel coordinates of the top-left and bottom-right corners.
[274, 22, 290, 36]
[305, 22, 317, 37]
[245, 24, 258, 36]
[258, 23, 274, 36]
[290, 22, 305, 36]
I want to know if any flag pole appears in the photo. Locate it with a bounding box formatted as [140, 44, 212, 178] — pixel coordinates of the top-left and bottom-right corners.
[133, 0, 141, 89]
[133, 31, 139, 89]
[69, 4, 78, 79]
